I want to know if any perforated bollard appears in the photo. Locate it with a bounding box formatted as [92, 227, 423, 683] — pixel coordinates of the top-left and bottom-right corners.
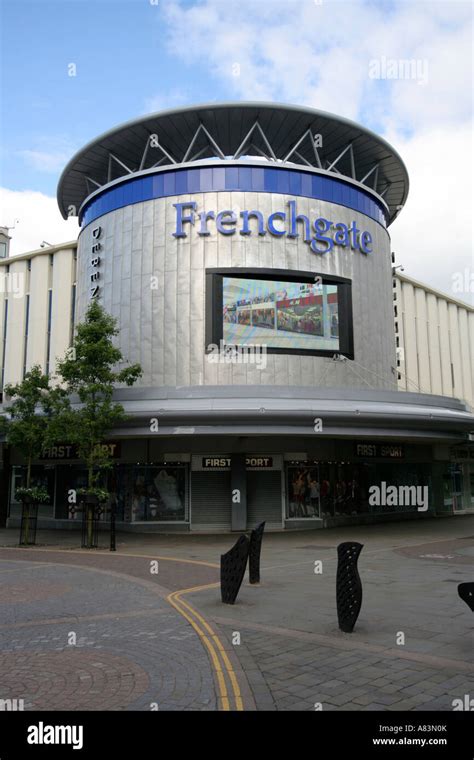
[458, 582, 474, 612]
[220, 534, 250, 604]
[336, 541, 363, 633]
[249, 521, 265, 584]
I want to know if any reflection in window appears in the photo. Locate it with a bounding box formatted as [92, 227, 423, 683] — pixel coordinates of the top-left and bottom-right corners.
[286, 461, 432, 519]
[116, 465, 188, 522]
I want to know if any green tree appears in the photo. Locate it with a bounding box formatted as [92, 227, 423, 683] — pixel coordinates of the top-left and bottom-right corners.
[0, 366, 67, 544]
[0, 365, 65, 490]
[55, 300, 142, 494]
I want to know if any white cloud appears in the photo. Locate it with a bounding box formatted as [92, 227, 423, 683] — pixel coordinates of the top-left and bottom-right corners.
[0, 188, 79, 256]
[143, 88, 190, 115]
[388, 124, 474, 306]
[18, 149, 73, 174]
[161, 0, 472, 126]
[17, 136, 79, 175]
[159, 0, 473, 303]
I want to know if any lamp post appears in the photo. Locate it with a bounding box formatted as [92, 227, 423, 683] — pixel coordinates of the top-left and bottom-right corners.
[110, 500, 116, 552]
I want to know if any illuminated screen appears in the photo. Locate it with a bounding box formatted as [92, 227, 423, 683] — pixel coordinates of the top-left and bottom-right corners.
[222, 277, 340, 351]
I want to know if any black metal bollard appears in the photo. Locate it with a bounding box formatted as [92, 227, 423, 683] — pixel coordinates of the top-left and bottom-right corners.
[336, 541, 363, 633]
[110, 502, 116, 552]
[458, 583, 474, 611]
[220, 535, 250, 604]
[249, 521, 265, 584]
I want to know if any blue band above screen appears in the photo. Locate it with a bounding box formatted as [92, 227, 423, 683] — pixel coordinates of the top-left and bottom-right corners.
[80, 165, 388, 228]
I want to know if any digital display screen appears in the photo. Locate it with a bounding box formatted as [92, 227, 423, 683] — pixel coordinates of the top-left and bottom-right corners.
[206, 268, 354, 359]
[222, 277, 340, 351]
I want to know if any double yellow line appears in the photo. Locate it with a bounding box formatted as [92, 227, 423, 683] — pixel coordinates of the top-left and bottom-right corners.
[167, 584, 244, 711]
[2, 547, 244, 710]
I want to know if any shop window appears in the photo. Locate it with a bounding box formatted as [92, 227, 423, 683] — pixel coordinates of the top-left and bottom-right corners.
[286, 463, 321, 518]
[9, 465, 55, 518]
[286, 462, 366, 519]
[55, 465, 89, 519]
[468, 464, 474, 509]
[364, 462, 432, 514]
[116, 464, 188, 522]
[285, 461, 433, 519]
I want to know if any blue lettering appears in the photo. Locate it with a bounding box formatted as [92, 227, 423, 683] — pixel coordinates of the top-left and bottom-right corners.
[311, 218, 334, 254]
[216, 210, 237, 235]
[349, 220, 360, 250]
[173, 201, 197, 238]
[334, 222, 349, 247]
[240, 210, 266, 236]
[173, 201, 373, 256]
[267, 211, 286, 236]
[198, 210, 215, 236]
[288, 200, 311, 241]
[360, 230, 372, 254]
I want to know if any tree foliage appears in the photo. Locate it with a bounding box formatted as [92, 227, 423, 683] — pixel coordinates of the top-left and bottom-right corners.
[55, 300, 142, 489]
[0, 365, 66, 488]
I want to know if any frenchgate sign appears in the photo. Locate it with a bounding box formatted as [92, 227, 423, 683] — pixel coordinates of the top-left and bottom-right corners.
[173, 200, 373, 255]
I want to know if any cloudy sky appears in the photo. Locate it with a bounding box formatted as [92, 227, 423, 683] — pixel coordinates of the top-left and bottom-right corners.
[0, 0, 472, 303]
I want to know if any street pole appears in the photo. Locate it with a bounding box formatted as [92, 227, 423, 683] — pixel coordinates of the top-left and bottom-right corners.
[110, 501, 116, 552]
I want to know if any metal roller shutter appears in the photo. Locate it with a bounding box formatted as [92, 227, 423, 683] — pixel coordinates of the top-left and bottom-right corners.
[191, 471, 232, 531]
[247, 471, 283, 529]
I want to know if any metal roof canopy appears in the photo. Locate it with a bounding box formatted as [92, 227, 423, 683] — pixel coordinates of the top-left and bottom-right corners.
[57, 102, 409, 225]
[100, 385, 474, 442]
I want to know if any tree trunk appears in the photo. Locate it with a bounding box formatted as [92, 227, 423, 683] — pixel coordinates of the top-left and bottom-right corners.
[25, 455, 32, 545]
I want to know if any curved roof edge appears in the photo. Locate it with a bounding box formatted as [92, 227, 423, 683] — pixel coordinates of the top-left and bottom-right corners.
[57, 101, 409, 225]
[99, 385, 474, 443]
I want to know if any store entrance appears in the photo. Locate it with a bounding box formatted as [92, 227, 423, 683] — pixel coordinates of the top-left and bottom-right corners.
[442, 460, 474, 513]
[453, 462, 474, 512]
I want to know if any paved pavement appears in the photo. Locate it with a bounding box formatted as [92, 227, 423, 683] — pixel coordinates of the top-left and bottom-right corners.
[0, 560, 218, 711]
[0, 515, 473, 711]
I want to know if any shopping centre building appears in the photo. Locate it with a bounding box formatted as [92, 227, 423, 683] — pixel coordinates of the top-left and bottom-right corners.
[0, 102, 473, 531]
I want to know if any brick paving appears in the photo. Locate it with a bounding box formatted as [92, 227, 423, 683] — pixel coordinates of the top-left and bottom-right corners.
[0, 650, 150, 711]
[174, 518, 474, 712]
[0, 580, 72, 603]
[0, 516, 473, 712]
[0, 561, 217, 711]
[215, 623, 473, 711]
[0, 548, 219, 592]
